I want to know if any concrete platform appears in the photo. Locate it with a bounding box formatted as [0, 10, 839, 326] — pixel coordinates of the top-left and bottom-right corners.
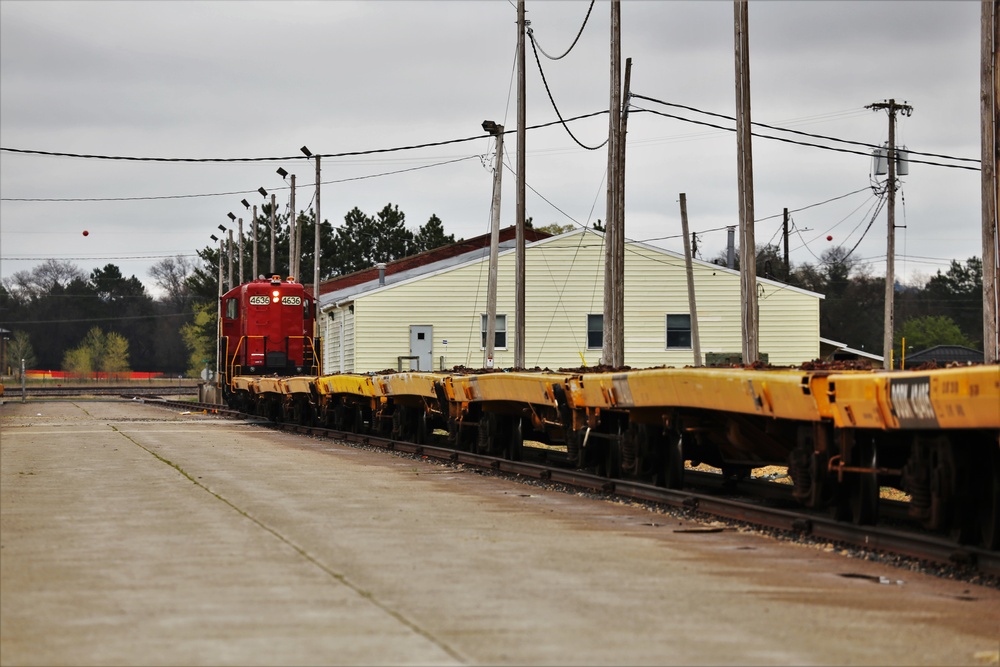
[1, 399, 998, 666]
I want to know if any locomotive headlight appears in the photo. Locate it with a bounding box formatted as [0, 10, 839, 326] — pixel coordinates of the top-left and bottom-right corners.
[272, 289, 280, 303]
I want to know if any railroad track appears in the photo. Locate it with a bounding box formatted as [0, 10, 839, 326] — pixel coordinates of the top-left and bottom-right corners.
[149, 397, 1000, 579]
[4, 385, 199, 399]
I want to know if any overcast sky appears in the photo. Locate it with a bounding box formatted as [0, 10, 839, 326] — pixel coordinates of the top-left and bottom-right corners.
[0, 0, 985, 298]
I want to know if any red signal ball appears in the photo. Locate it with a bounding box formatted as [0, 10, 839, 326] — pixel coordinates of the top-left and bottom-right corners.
[826, 235, 833, 241]
[82, 230, 89, 236]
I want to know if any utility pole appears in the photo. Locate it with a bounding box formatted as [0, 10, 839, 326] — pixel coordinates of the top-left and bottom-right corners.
[312, 151, 322, 312]
[680, 193, 702, 366]
[612, 56, 631, 368]
[603, 0, 622, 367]
[289, 173, 297, 280]
[983, 0, 999, 364]
[269, 194, 277, 275]
[783, 207, 790, 280]
[252, 204, 259, 279]
[485, 124, 504, 368]
[227, 230, 234, 291]
[238, 217, 244, 285]
[515, 0, 527, 369]
[734, 0, 758, 364]
[867, 98, 913, 369]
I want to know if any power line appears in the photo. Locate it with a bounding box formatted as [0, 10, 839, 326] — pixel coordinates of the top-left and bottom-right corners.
[0, 112, 607, 164]
[526, 28, 608, 151]
[529, 0, 595, 60]
[631, 93, 980, 166]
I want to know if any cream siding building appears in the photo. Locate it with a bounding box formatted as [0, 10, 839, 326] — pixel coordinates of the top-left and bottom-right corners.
[318, 228, 821, 373]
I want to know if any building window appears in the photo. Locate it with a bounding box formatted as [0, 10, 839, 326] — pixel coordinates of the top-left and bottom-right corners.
[587, 314, 603, 349]
[480, 314, 507, 349]
[666, 314, 692, 349]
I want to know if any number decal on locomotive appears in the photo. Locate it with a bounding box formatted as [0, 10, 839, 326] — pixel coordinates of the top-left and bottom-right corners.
[249, 295, 270, 305]
[281, 296, 302, 306]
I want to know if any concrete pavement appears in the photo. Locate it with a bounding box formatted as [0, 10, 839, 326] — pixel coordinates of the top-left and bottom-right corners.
[1, 399, 998, 666]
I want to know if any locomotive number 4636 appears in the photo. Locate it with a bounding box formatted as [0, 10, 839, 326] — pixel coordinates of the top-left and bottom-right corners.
[281, 296, 302, 306]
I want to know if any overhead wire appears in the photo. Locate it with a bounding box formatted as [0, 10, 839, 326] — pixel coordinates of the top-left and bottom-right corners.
[530, 0, 595, 60]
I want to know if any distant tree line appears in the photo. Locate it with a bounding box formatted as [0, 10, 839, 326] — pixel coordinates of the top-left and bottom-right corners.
[721, 244, 985, 361]
[1, 204, 456, 377]
[1, 204, 987, 378]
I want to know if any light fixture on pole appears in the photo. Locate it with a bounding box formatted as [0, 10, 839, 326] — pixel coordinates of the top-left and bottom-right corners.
[278, 167, 297, 278]
[220, 223, 233, 291]
[259, 187, 276, 274]
[227, 212, 236, 222]
[242, 198, 258, 279]
[481, 120, 503, 368]
[302, 144, 321, 374]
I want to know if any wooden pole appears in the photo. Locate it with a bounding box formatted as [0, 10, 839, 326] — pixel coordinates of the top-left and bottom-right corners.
[782, 207, 790, 280]
[983, 0, 999, 363]
[868, 99, 912, 368]
[313, 154, 322, 374]
[289, 174, 297, 280]
[734, 0, 758, 364]
[252, 205, 258, 280]
[680, 193, 702, 366]
[613, 57, 631, 367]
[603, 0, 621, 367]
[226, 230, 234, 291]
[485, 126, 504, 368]
[238, 218, 244, 285]
[515, 0, 526, 369]
[269, 194, 277, 275]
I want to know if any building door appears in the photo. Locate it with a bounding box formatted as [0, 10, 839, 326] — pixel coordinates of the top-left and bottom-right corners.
[409, 325, 433, 371]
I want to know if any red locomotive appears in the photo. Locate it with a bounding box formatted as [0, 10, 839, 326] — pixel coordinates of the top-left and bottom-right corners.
[219, 275, 320, 390]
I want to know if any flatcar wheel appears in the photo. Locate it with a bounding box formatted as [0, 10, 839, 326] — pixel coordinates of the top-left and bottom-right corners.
[477, 413, 496, 455]
[507, 417, 523, 461]
[353, 406, 367, 434]
[976, 443, 1000, 550]
[661, 430, 684, 490]
[414, 411, 428, 445]
[844, 439, 879, 525]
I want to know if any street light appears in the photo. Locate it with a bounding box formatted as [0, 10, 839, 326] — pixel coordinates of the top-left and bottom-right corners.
[260, 186, 276, 274]
[482, 120, 504, 368]
[301, 144, 321, 374]
[277, 167, 297, 278]
[227, 212, 236, 222]
[241, 199, 250, 209]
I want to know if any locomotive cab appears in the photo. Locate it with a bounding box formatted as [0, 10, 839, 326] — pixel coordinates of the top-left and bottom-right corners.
[219, 275, 319, 386]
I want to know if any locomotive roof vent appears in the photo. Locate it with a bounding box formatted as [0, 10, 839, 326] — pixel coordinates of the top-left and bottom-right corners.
[270, 275, 282, 285]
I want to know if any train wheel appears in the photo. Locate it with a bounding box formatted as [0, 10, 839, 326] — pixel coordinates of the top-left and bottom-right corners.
[974, 442, 1000, 550]
[506, 416, 523, 461]
[837, 438, 879, 525]
[978, 443, 1000, 550]
[604, 426, 622, 479]
[333, 402, 347, 431]
[660, 430, 685, 490]
[477, 413, 496, 455]
[353, 406, 368, 434]
[414, 411, 428, 445]
[392, 406, 407, 440]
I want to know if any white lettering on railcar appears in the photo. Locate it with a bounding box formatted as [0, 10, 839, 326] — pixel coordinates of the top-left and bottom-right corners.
[889, 378, 938, 428]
